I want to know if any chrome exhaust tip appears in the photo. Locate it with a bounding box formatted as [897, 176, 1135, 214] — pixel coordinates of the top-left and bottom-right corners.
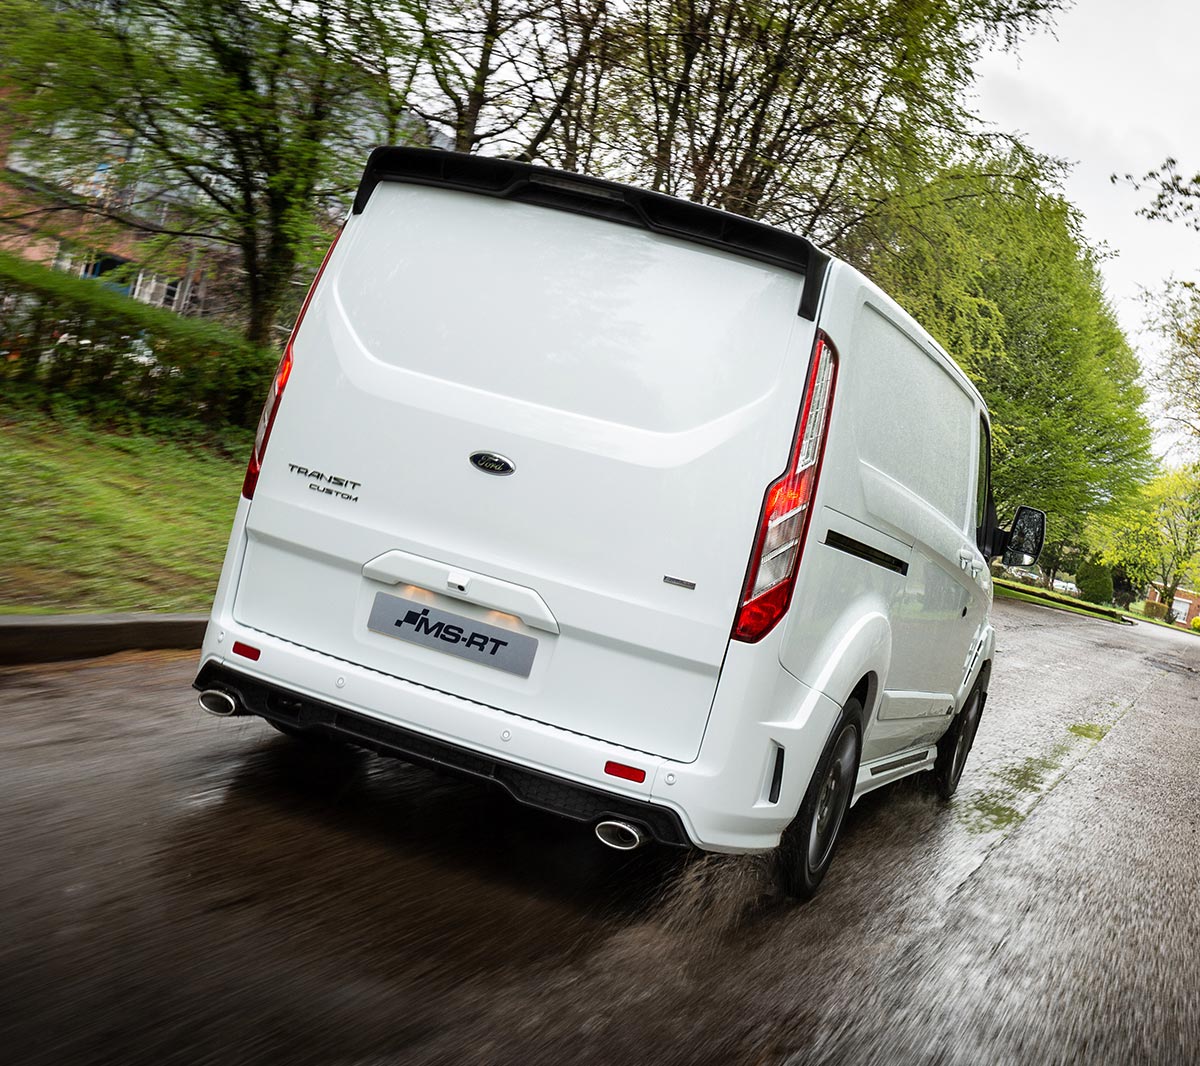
[594, 820, 646, 851]
[197, 689, 238, 717]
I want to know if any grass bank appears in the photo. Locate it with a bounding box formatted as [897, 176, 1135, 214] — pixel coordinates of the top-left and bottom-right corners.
[0, 407, 242, 613]
[992, 579, 1129, 624]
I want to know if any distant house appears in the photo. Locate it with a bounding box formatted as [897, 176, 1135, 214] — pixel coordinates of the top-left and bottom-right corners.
[0, 95, 447, 328]
[1146, 584, 1200, 626]
[0, 127, 226, 317]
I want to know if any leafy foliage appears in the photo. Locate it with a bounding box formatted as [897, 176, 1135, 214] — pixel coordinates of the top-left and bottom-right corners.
[1090, 467, 1200, 615]
[0, 0, 1068, 344]
[1143, 600, 1169, 621]
[1110, 564, 1140, 609]
[0, 250, 271, 441]
[0, 0, 424, 345]
[1075, 558, 1113, 606]
[1118, 157, 1200, 232]
[553, 0, 1063, 241]
[864, 160, 1154, 536]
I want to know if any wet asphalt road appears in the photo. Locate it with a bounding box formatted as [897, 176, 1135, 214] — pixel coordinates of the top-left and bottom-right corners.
[1, 598, 1198, 1066]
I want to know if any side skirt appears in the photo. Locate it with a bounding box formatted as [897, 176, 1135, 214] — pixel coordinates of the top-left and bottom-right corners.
[851, 745, 937, 805]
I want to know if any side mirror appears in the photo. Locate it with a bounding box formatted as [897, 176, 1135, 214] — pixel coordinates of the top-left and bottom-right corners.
[1002, 505, 1046, 567]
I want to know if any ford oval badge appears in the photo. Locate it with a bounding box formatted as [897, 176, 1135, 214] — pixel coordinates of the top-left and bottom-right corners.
[469, 451, 515, 476]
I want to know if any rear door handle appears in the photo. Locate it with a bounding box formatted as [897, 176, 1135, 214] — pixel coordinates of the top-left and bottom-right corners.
[362, 549, 560, 634]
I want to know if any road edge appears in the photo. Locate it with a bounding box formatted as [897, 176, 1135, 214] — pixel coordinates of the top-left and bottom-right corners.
[0, 614, 207, 665]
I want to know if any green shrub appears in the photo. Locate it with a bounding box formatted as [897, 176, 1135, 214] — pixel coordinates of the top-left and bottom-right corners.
[1143, 600, 1169, 621]
[1191, 616, 1200, 632]
[0, 250, 274, 438]
[1075, 559, 1114, 605]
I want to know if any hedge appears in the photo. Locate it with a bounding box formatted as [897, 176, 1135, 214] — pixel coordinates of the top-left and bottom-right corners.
[0, 250, 274, 441]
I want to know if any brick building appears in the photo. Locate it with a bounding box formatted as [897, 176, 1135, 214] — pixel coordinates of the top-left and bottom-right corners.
[0, 118, 222, 317]
[1145, 584, 1200, 626]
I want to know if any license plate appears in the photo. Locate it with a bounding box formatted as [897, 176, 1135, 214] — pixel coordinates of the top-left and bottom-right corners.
[367, 592, 538, 677]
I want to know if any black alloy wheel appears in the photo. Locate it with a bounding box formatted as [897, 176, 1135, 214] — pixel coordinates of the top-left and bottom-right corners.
[774, 698, 862, 900]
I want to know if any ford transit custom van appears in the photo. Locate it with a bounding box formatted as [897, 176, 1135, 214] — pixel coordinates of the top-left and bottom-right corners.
[193, 147, 1045, 898]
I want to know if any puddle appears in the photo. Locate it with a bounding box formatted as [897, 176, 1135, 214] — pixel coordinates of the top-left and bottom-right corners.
[958, 723, 1106, 835]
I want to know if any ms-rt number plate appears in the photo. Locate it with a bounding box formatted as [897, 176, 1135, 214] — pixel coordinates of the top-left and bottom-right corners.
[367, 592, 538, 678]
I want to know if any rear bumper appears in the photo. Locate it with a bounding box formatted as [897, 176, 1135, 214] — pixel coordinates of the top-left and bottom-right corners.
[193, 620, 840, 853]
[196, 497, 843, 853]
[193, 660, 690, 847]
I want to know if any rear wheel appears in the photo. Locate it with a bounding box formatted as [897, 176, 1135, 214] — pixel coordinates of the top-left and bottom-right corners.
[774, 698, 862, 900]
[933, 684, 984, 799]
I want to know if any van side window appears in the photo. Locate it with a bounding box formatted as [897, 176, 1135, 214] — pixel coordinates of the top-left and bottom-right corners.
[854, 306, 975, 526]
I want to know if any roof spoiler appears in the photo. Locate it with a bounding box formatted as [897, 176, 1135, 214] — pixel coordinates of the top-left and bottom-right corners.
[352, 147, 830, 320]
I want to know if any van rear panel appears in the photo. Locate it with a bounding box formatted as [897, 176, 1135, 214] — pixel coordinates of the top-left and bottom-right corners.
[232, 183, 815, 762]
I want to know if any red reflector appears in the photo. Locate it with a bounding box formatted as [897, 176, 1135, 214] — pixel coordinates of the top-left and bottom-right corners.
[604, 760, 646, 784]
[231, 641, 261, 661]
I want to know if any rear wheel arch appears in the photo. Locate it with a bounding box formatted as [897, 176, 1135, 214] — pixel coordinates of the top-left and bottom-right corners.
[792, 608, 891, 722]
[974, 658, 993, 699]
[848, 672, 877, 726]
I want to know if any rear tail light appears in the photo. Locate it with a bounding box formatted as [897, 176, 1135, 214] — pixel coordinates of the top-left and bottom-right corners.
[734, 331, 838, 643]
[241, 229, 342, 500]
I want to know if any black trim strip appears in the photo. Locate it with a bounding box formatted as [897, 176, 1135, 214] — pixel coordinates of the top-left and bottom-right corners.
[768, 746, 785, 804]
[869, 751, 928, 776]
[351, 147, 830, 320]
[825, 529, 909, 576]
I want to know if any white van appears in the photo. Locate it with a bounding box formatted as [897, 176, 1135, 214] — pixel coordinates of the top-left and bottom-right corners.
[193, 147, 1045, 898]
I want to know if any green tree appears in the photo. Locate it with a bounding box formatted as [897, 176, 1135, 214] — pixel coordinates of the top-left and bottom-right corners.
[0, 0, 1071, 345]
[1075, 558, 1113, 605]
[1090, 467, 1200, 618]
[1036, 517, 1085, 590]
[571, 0, 1063, 238]
[865, 160, 1155, 538]
[0, 0, 422, 345]
[401, 0, 609, 158]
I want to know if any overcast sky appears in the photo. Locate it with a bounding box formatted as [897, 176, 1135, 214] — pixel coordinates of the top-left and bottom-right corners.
[973, 0, 1200, 383]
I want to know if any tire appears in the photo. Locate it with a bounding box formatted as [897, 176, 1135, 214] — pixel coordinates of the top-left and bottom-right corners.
[774, 698, 862, 900]
[932, 683, 985, 799]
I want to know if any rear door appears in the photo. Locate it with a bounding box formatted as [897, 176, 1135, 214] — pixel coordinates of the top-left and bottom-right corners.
[232, 181, 817, 762]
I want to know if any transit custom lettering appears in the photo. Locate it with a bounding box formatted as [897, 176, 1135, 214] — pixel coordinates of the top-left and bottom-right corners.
[288, 463, 361, 502]
[398, 607, 510, 656]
